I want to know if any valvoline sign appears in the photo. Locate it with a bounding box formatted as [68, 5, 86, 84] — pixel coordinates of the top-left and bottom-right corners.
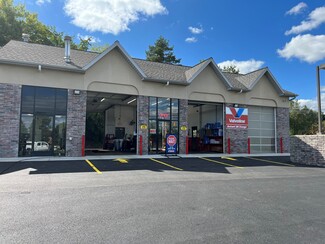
[226, 107, 248, 129]
[166, 134, 177, 154]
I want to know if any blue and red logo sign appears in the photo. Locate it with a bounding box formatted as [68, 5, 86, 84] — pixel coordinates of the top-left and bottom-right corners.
[226, 107, 248, 129]
[166, 134, 177, 154]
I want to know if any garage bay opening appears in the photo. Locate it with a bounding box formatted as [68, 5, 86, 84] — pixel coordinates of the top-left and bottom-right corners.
[188, 102, 224, 153]
[86, 92, 137, 155]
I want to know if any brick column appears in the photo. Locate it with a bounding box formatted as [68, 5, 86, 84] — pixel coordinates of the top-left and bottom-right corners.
[66, 89, 87, 157]
[276, 107, 290, 153]
[0, 83, 21, 158]
[137, 95, 149, 155]
[179, 99, 188, 154]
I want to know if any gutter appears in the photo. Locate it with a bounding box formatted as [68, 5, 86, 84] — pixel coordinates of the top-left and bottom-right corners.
[227, 87, 249, 92]
[142, 77, 188, 86]
[0, 59, 85, 74]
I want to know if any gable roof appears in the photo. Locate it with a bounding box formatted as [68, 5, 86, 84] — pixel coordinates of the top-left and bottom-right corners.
[133, 58, 189, 83]
[0, 40, 296, 97]
[0, 40, 98, 72]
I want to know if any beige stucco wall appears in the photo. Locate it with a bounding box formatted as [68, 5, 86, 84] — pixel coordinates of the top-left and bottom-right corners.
[84, 49, 187, 99]
[0, 48, 290, 108]
[0, 64, 84, 89]
[187, 65, 288, 108]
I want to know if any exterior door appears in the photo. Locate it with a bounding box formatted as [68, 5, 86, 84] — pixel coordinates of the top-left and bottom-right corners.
[158, 121, 170, 153]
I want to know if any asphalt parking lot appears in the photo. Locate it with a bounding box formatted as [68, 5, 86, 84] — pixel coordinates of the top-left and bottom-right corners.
[0, 156, 300, 175]
[1, 156, 325, 243]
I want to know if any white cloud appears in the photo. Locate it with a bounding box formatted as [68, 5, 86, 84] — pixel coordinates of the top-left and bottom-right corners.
[277, 34, 325, 63]
[285, 6, 325, 35]
[218, 59, 264, 74]
[298, 95, 325, 113]
[36, 0, 51, 5]
[185, 37, 197, 43]
[64, 0, 167, 35]
[285, 2, 307, 15]
[77, 34, 101, 43]
[189, 26, 203, 34]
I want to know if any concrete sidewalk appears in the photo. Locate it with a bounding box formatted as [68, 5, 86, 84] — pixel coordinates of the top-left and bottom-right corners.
[0, 153, 290, 162]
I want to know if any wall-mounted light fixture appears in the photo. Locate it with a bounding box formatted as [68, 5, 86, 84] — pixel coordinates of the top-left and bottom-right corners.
[73, 90, 81, 95]
[233, 104, 239, 108]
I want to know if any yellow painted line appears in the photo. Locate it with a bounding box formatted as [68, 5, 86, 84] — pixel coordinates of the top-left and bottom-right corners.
[221, 157, 237, 161]
[150, 158, 183, 171]
[113, 158, 128, 164]
[246, 157, 294, 167]
[199, 157, 243, 169]
[85, 159, 102, 174]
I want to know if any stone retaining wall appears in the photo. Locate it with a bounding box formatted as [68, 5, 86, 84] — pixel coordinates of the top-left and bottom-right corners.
[290, 135, 325, 166]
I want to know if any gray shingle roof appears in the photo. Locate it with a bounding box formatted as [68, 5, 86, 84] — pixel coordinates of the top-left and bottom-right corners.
[222, 72, 248, 90]
[0, 40, 296, 97]
[185, 59, 209, 81]
[236, 68, 267, 88]
[133, 58, 190, 83]
[0, 40, 99, 70]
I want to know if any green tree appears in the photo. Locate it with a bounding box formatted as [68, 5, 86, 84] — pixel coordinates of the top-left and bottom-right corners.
[289, 100, 319, 135]
[146, 36, 181, 64]
[90, 43, 110, 53]
[0, 0, 93, 51]
[0, 0, 25, 46]
[221, 65, 240, 74]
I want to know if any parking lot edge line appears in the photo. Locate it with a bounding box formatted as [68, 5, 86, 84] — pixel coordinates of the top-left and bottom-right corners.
[246, 157, 294, 167]
[85, 159, 103, 174]
[199, 157, 243, 169]
[150, 158, 183, 171]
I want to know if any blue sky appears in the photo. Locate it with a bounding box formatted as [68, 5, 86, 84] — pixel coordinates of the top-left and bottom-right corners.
[16, 0, 325, 110]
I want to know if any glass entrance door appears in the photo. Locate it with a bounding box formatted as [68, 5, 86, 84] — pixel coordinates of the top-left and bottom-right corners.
[158, 121, 170, 153]
[32, 114, 53, 156]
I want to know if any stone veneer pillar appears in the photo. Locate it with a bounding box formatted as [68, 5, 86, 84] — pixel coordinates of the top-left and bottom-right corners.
[179, 99, 188, 154]
[66, 89, 87, 157]
[137, 95, 149, 155]
[0, 83, 21, 158]
[276, 107, 290, 153]
[224, 104, 248, 154]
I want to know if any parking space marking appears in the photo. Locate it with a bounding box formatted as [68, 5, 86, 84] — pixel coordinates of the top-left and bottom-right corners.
[113, 158, 128, 164]
[221, 157, 237, 161]
[149, 158, 183, 171]
[199, 157, 243, 168]
[246, 157, 295, 167]
[85, 159, 103, 174]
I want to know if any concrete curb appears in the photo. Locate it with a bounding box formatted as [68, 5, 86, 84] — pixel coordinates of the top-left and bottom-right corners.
[0, 153, 290, 163]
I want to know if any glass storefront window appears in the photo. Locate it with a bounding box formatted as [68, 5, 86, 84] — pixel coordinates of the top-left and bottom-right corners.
[149, 120, 157, 152]
[35, 87, 55, 114]
[55, 89, 68, 115]
[53, 115, 66, 156]
[19, 114, 34, 156]
[158, 98, 170, 120]
[149, 97, 157, 119]
[149, 97, 179, 154]
[19, 86, 67, 157]
[172, 99, 178, 120]
[21, 86, 34, 114]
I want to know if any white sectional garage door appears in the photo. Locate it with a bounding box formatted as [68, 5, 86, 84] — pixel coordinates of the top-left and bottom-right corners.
[248, 106, 275, 153]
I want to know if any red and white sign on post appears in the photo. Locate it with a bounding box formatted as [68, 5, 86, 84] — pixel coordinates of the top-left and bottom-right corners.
[166, 134, 177, 154]
[226, 107, 248, 129]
